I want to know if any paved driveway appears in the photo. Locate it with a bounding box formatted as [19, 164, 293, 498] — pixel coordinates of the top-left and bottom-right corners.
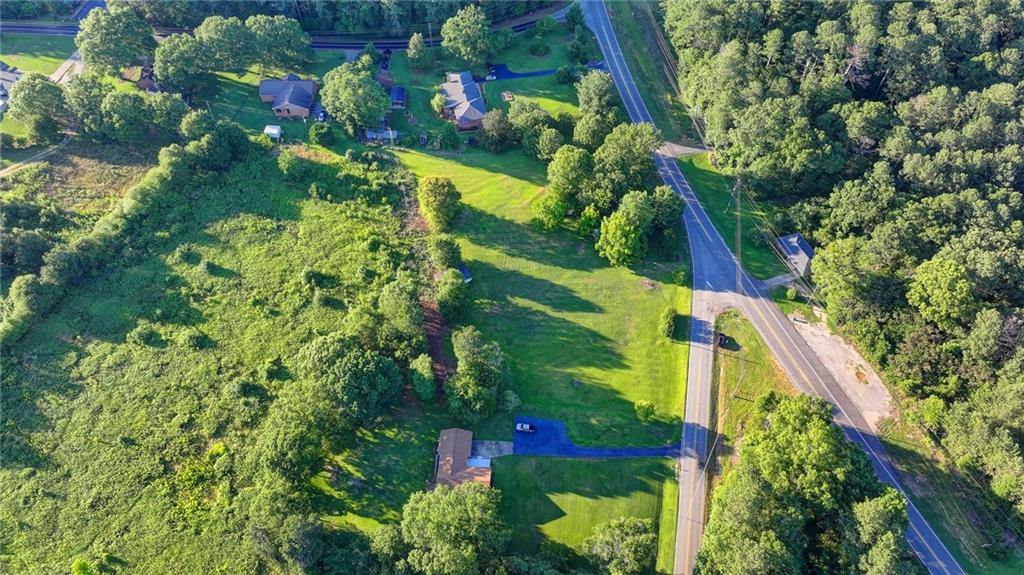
[512, 416, 678, 457]
[487, 61, 606, 81]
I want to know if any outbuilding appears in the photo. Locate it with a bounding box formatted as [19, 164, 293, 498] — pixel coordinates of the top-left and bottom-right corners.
[390, 86, 407, 109]
[263, 125, 282, 140]
[776, 232, 814, 278]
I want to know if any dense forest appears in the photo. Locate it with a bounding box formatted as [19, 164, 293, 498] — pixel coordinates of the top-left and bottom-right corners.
[699, 393, 921, 575]
[0, 0, 552, 35]
[663, 0, 1024, 554]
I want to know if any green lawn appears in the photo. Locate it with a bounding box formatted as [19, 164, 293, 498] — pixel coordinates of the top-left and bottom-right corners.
[397, 147, 690, 448]
[494, 456, 678, 573]
[0, 33, 76, 75]
[394, 116, 688, 567]
[389, 27, 581, 140]
[483, 73, 579, 118]
[708, 311, 793, 482]
[605, 1, 698, 144]
[200, 50, 347, 141]
[677, 153, 788, 279]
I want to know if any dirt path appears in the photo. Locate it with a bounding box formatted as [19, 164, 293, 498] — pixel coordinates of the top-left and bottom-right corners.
[48, 51, 84, 84]
[419, 297, 455, 385]
[0, 136, 72, 177]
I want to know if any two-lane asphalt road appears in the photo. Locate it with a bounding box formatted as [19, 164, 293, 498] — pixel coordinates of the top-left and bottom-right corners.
[581, 1, 966, 574]
[0, 4, 572, 50]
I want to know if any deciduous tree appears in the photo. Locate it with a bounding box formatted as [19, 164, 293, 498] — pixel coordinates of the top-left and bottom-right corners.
[246, 15, 310, 70]
[400, 483, 509, 575]
[441, 4, 490, 66]
[576, 70, 618, 116]
[194, 15, 253, 73]
[445, 326, 509, 423]
[547, 144, 593, 205]
[7, 73, 67, 127]
[155, 33, 206, 95]
[407, 32, 432, 69]
[320, 62, 390, 135]
[584, 517, 657, 575]
[75, 0, 156, 74]
[417, 176, 462, 232]
[479, 109, 515, 153]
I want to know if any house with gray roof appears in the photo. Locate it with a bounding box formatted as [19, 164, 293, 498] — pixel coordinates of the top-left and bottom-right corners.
[258, 73, 318, 119]
[0, 67, 23, 114]
[440, 71, 486, 130]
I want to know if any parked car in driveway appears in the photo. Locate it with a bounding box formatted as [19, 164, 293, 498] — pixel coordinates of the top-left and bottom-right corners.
[515, 423, 536, 433]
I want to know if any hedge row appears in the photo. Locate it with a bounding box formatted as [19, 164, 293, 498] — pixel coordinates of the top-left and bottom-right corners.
[0, 121, 257, 346]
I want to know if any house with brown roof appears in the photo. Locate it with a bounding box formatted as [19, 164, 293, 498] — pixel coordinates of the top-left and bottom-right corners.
[429, 428, 492, 489]
[258, 73, 318, 119]
[440, 72, 486, 130]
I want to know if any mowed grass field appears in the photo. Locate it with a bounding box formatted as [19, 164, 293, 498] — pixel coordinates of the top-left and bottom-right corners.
[708, 311, 792, 483]
[677, 154, 788, 279]
[494, 457, 679, 572]
[0, 33, 75, 75]
[398, 148, 689, 447]
[396, 145, 687, 571]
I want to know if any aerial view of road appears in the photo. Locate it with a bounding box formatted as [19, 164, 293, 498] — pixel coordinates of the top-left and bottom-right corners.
[4, 2, 1015, 573]
[580, 1, 966, 573]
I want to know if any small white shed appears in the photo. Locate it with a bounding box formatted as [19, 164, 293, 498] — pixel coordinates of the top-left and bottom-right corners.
[263, 125, 282, 140]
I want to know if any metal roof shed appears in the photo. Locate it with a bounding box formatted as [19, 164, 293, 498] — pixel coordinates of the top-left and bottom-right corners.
[776, 233, 814, 278]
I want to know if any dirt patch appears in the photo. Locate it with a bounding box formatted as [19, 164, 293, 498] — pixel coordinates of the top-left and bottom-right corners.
[419, 297, 455, 384]
[789, 311, 893, 433]
[639, 278, 657, 290]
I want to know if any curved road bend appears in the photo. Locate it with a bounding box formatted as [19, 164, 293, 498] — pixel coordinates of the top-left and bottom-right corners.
[581, 1, 965, 574]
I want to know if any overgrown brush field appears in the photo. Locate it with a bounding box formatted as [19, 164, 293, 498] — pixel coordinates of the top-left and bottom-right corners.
[0, 144, 421, 573]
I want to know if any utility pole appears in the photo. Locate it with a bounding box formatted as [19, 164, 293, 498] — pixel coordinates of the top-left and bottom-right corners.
[734, 177, 743, 295]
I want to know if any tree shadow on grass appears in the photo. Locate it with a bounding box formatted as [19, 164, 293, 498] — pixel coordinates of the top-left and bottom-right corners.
[458, 205, 602, 273]
[494, 456, 674, 563]
[313, 405, 453, 525]
[467, 259, 603, 314]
